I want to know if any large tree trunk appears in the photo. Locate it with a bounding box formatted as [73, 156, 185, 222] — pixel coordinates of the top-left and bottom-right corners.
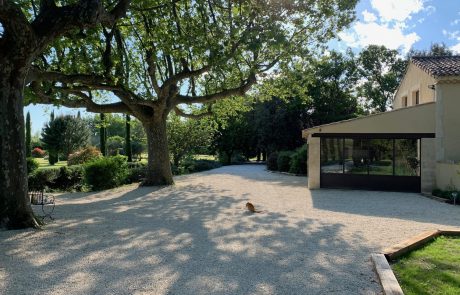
[0, 62, 41, 229]
[142, 119, 174, 186]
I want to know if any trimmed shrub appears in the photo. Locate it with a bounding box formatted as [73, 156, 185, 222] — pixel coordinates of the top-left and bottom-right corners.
[277, 151, 293, 172]
[27, 157, 39, 174]
[31, 147, 46, 158]
[54, 166, 85, 191]
[84, 155, 129, 191]
[432, 188, 442, 197]
[125, 162, 147, 183]
[267, 152, 278, 171]
[68, 146, 102, 165]
[28, 168, 60, 190]
[28, 165, 84, 191]
[289, 145, 308, 175]
[182, 159, 222, 173]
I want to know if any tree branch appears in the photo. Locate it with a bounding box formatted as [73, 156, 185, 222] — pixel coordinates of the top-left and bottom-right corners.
[32, 0, 131, 47]
[176, 73, 257, 104]
[30, 81, 131, 114]
[173, 106, 212, 119]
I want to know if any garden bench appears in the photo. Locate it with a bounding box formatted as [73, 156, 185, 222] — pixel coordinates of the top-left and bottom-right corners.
[28, 189, 55, 219]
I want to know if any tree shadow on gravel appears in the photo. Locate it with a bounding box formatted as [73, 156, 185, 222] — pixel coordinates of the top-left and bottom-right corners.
[1, 183, 379, 295]
[311, 189, 460, 227]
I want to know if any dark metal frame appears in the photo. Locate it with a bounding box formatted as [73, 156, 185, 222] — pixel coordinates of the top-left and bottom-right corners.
[318, 134, 425, 193]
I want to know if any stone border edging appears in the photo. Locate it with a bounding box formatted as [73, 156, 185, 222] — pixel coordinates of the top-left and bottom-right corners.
[372, 229, 460, 295]
[371, 254, 404, 295]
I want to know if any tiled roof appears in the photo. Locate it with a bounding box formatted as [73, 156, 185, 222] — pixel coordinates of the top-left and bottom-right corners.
[411, 56, 460, 77]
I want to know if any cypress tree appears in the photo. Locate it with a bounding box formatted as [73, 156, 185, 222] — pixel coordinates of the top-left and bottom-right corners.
[125, 114, 132, 162]
[50, 110, 55, 122]
[100, 113, 107, 156]
[25, 112, 31, 157]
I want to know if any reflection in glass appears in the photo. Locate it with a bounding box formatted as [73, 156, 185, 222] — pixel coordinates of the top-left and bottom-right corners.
[344, 139, 369, 174]
[320, 138, 343, 173]
[395, 139, 419, 176]
[369, 139, 393, 175]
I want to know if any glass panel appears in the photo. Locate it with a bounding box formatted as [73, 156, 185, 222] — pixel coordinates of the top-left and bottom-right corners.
[321, 138, 343, 174]
[395, 139, 419, 176]
[368, 139, 393, 175]
[344, 138, 369, 174]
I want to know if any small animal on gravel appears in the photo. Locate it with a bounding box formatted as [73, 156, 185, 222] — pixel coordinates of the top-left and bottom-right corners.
[246, 202, 263, 213]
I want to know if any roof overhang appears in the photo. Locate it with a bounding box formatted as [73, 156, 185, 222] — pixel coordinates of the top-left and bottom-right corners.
[302, 102, 436, 139]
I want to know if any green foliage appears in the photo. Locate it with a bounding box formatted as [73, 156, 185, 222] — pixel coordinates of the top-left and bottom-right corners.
[26, 157, 39, 175]
[181, 159, 222, 174]
[267, 152, 279, 171]
[84, 156, 129, 191]
[167, 113, 215, 166]
[106, 136, 125, 156]
[48, 153, 58, 165]
[277, 151, 294, 172]
[28, 165, 84, 191]
[68, 146, 102, 165]
[125, 115, 132, 162]
[99, 113, 107, 156]
[289, 145, 308, 175]
[357, 45, 406, 112]
[25, 112, 32, 157]
[125, 162, 147, 183]
[407, 42, 454, 57]
[41, 115, 90, 159]
[54, 166, 85, 191]
[131, 140, 146, 161]
[213, 109, 256, 164]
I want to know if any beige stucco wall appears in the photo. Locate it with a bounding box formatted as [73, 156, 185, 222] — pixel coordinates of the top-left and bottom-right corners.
[307, 136, 320, 189]
[303, 102, 435, 137]
[394, 63, 436, 109]
[436, 162, 460, 190]
[435, 82, 460, 162]
[421, 138, 436, 193]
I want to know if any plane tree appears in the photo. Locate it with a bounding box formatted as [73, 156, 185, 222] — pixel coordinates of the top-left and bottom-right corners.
[0, 0, 130, 229]
[27, 0, 358, 185]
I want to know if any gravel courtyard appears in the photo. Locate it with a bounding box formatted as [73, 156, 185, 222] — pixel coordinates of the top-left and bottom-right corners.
[1, 164, 460, 295]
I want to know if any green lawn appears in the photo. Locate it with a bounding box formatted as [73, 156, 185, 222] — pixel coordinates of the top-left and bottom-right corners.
[36, 158, 67, 170]
[392, 236, 460, 295]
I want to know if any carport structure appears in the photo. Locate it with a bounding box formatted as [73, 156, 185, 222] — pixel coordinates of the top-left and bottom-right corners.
[303, 102, 436, 193]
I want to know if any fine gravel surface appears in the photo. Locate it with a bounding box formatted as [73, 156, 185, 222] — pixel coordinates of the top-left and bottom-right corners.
[1, 164, 460, 295]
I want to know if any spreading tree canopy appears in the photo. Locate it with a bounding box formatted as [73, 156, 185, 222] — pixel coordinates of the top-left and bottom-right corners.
[0, 0, 130, 229]
[27, 0, 358, 185]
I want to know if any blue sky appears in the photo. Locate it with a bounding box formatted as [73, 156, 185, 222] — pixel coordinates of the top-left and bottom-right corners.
[25, 0, 460, 134]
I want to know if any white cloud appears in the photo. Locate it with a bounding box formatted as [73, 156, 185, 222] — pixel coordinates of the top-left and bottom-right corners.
[362, 10, 377, 23]
[339, 22, 420, 54]
[451, 19, 460, 26]
[451, 43, 460, 54]
[424, 5, 436, 16]
[370, 0, 424, 22]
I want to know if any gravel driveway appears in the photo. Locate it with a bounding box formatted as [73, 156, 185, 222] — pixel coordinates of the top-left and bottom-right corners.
[1, 164, 459, 295]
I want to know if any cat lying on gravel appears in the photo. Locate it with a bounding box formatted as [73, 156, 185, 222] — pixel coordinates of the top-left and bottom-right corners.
[246, 202, 264, 213]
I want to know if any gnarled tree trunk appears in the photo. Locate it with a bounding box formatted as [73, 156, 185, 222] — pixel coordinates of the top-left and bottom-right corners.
[0, 61, 41, 229]
[143, 118, 174, 186]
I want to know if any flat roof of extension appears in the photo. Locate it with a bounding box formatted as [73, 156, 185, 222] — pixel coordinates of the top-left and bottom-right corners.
[302, 102, 436, 139]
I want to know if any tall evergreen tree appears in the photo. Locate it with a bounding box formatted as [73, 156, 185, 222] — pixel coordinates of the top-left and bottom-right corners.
[100, 113, 107, 156]
[25, 112, 31, 157]
[50, 110, 55, 122]
[125, 115, 132, 162]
